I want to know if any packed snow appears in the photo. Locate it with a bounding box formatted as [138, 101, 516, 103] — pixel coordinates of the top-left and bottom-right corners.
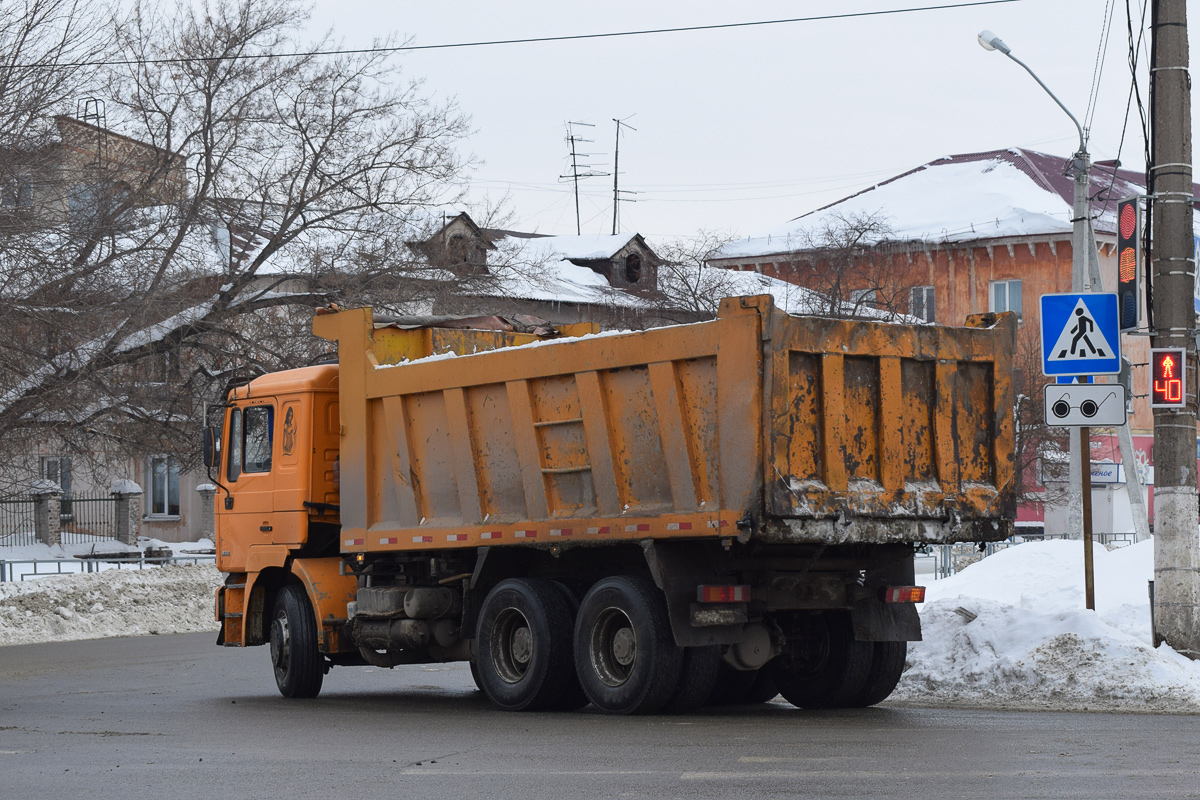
[892, 538, 1200, 713]
[2, 535, 1198, 713]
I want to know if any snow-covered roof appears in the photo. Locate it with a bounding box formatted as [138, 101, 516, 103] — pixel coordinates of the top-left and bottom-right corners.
[516, 233, 640, 262]
[715, 148, 1191, 261]
[478, 236, 650, 308]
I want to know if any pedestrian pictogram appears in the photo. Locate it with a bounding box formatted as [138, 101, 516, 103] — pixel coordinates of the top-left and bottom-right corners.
[1040, 293, 1121, 376]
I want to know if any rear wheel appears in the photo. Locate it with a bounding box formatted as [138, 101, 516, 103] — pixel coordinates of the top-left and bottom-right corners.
[849, 641, 907, 707]
[574, 576, 682, 715]
[663, 645, 721, 714]
[475, 578, 576, 711]
[771, 612, 872, 709]
[270, 584, 324, 699]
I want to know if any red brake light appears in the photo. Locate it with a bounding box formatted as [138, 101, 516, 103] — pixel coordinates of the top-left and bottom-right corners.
[697, 585, 751, 603]
[883, 586, 926, 603]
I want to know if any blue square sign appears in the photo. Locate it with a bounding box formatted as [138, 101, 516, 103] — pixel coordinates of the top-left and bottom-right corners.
[1041, 293, 1121, 376]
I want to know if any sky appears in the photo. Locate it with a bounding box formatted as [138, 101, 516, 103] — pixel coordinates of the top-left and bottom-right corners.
[301, 0, 1169, 243]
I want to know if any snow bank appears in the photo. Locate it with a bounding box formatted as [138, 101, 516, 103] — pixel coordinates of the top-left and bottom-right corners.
[892, 539, 1200, 712]
[0, 564, 221, 647]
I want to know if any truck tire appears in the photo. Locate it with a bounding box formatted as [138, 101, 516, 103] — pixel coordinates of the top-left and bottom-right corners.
[848, 641, 907, 707]
[270, 584, 324, 699]
[662, 645, 721, 714]
[771, 612, 872, 709]
[574, 576, 682, 715]
[546, 580, 591, 711]
[707, 664, 778, 706]
[475, 578, 577, 711]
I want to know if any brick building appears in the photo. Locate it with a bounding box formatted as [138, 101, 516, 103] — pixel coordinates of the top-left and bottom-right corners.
[708, 148, 1200, 535]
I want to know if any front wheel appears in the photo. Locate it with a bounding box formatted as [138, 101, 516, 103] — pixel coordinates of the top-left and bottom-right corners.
[270, 584, 324, 698]
[574, 576, 682, 715]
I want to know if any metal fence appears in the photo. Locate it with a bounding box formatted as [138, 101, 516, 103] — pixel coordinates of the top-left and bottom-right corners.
[0, 553, 216, 582]
[0, 496, 37, 547]
[59, 494, 118, 544]
[0, 493, 119, 547]
[928, 533, 1138, 579]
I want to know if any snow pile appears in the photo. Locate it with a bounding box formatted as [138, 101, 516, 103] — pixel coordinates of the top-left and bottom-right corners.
[893, 539, 1200, 712]
[0, 564, 221, 647]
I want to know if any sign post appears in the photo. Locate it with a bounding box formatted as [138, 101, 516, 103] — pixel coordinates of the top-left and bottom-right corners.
[1041, 292, 1122, 611]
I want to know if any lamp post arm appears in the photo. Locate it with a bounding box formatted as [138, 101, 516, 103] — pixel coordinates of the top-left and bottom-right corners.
[1002, 51, 1086, 153]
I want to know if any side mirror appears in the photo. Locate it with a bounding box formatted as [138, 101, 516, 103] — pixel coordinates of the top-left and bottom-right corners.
[202, 427, 218, 469]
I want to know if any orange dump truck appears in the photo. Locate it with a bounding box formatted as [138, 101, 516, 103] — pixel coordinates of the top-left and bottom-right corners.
[207, 295, 1016, 714]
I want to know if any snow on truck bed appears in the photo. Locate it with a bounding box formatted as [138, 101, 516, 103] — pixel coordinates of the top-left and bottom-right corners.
[2, 537, 1198, 713]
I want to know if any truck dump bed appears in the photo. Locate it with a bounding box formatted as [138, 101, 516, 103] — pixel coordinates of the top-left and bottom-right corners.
[315, 295, 1015, 554]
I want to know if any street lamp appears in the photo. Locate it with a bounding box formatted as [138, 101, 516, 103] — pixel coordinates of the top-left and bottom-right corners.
[979, 29, 1094, 554]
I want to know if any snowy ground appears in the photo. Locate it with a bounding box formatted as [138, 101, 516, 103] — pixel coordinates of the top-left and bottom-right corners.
[2, 536, 1198, 713]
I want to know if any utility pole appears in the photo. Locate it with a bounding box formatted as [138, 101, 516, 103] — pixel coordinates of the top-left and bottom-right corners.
[560, 121, 607, 236]
[1149, 0, 1200, 657]
[611, 117, 637, 235]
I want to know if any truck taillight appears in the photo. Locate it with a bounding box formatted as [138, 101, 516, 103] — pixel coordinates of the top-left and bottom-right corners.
[697, 585, 750, 603]
[883, 586, 926, 603]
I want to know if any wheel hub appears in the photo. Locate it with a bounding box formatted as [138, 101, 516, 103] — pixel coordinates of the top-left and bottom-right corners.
[491, 607, 534, 683]
[612, 627, 636, 666]
[511, 626, 533, 665]
[271, 615, 290, 670]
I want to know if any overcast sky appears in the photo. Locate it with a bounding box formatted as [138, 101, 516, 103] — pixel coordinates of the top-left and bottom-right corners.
[306, 0, 1175, 243]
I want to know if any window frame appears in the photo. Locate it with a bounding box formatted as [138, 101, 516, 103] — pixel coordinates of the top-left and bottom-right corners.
[146, 455, 181, 518]
[910, 285, 936, 322]
[990, 279, 1023, 318]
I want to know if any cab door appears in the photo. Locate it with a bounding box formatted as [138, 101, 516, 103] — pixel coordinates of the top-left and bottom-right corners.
[218, 401, 277, 565]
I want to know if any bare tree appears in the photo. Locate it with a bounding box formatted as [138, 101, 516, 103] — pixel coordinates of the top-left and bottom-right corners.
[1012, 329, 1069, 511]
[654, 229, 744, 319]
[0, 0, 470, 487]
[778, 210, 920, 319]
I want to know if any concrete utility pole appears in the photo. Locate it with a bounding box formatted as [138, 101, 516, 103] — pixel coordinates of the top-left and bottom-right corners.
[1149, 0, 1200, 657]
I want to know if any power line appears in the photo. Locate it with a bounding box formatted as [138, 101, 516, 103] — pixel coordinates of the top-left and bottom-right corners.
[24, 1, 1029, 69]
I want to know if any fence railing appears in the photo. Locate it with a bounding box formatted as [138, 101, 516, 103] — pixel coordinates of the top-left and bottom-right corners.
[927, 533, 1138, 579]
[59, 494, 118, 544]
[0, 492, 120, 547]
[0, 553, 216, 582]
[0, 496, 37, 547]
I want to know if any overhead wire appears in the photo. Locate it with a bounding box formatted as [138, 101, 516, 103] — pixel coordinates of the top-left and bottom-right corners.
[16, 0, 1030, 69]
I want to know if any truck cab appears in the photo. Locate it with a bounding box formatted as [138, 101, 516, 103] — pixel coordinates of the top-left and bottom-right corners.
[215, 364, 341, 574]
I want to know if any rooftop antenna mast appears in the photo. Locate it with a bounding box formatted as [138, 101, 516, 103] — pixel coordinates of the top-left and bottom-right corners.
[611, 117, 638, 235]
[559, 121, 608, 235]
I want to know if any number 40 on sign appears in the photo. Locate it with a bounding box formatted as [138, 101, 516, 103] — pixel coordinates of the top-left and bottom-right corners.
[1150, 347, 1188, 409]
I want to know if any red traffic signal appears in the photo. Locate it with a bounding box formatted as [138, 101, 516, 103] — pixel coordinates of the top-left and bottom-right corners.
[1150, 348, 1187, 408]
[1116, 197, 1141, 331]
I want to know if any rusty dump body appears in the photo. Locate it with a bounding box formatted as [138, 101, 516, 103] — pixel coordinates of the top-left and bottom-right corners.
[213, 295, 1016, 711]
[321, 294, 1015, 551]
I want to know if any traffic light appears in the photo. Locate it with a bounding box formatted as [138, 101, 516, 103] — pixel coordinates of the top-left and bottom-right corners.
[1150, 347, 1187, 408]
[1116, 197, 1141, 331]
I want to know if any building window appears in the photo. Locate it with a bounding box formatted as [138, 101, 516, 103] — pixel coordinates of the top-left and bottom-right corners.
[850, 288, 876, 307]
[624, 253, 643, 284]
[990, 279, 1022, 317]
[147, 456, 180, 517]
[42, 456, 73, 518]
[910, 286, 935, 322]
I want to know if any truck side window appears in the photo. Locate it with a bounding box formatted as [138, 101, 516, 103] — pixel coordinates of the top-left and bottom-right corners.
[227, 408, 242, 482]
[243, 406, 274, 473]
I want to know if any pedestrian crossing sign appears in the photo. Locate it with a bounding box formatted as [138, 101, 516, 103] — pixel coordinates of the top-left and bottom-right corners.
[1040, 293, 1121, 376]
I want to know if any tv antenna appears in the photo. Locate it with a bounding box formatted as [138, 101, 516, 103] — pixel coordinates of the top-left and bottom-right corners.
[611, 116, 638, 235]
[559, 121, 608, 235]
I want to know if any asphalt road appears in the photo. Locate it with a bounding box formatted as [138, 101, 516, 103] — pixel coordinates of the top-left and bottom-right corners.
[1, 633, 1198, 799]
